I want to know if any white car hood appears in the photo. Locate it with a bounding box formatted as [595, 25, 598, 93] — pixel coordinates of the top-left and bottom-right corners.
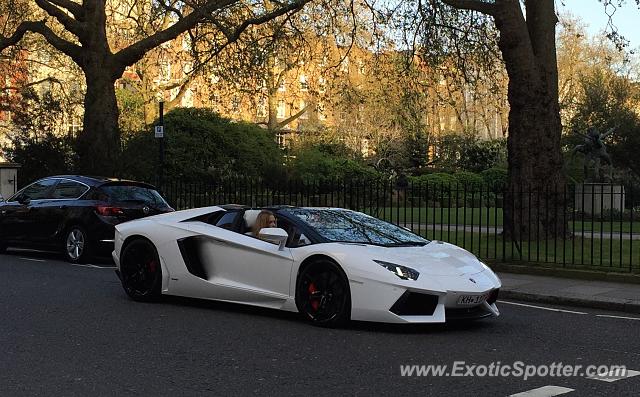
[343, 241, 485, 276]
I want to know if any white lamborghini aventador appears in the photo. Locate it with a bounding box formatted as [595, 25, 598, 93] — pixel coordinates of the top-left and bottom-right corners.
[113, 205, 501, 326]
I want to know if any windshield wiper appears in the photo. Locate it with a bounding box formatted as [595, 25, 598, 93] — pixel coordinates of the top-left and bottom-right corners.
[383, 242, 427, 247]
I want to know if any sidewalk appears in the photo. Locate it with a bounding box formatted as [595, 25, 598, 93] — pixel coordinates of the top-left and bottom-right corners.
[498, 272, 640, 314]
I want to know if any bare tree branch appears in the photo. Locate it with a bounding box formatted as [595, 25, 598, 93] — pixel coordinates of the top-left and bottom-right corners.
[440, 0, 497, 16]
[114, 0, 312, 71]
[45, 0, 84, 21]
[276, 102, 313, 130]
[35, 0, 83, 37]
[1, 76, 63, 92]
[0, 20, 81, 59]
[113, 0, 237, 69]
[166, 79, 192, 109]
[0, 22, 31, 51]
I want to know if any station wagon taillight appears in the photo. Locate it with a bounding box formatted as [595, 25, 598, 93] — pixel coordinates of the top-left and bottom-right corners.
[96, 206, 124, 216]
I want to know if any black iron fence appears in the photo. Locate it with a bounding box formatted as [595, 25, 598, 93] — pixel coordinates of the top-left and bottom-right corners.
[158, 178, 640, 274]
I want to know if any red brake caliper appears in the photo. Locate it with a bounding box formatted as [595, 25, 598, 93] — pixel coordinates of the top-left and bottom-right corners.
[148, 260, 157, 273]
[308, 282, 320, 311]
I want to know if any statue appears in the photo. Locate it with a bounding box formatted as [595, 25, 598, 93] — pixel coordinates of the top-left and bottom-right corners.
[571, 125, 616, 182]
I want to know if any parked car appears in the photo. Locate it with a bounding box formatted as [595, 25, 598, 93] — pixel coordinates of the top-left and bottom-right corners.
[113, 205, 500, 327]
[0, 175, 173, 262]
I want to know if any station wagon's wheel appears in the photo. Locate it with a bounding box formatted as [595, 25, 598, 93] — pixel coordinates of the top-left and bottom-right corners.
[64, 225, 91, 263]
[296, 259, 351, 327]
[119, 238, 162, 302]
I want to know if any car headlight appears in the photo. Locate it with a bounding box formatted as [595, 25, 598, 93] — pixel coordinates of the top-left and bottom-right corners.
[374, 260, 420, 281]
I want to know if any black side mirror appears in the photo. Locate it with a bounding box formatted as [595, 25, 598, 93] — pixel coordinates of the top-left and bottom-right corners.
[18, 195, 31, 205]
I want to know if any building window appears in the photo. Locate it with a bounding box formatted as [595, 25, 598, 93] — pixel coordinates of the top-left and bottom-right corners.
[257, 97, 267, 118]
[159, 61, 171, 81]
[361, 138, 371, 157]
[356, 105, 364, 124]
[358, 60, 366, 75]
[299, 74, 308, 91]
[277, 99, 286, 119]
[232, 95, 241, 112]
[67, 120, 82, 137]
[208, 93, 220, 112]
[276, 132, 288, 148]
[318, 77, 326, 93]
[317, 102, 326, 121]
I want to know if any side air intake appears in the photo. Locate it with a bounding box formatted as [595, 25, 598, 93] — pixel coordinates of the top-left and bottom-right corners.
[177, 237, 208, 280]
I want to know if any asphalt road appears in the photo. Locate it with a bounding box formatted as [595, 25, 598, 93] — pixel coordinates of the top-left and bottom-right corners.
[1, 250, 639, 396]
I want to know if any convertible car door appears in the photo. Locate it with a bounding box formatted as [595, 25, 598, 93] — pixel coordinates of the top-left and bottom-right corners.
[185, 222, 295, 302]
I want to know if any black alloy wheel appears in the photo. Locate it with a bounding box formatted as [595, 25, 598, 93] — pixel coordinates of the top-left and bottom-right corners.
[119, 238, 162, 302]
[296, 259, 351, 327]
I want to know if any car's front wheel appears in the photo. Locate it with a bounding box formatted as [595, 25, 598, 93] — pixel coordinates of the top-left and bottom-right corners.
[296, 259, 351, 327]
[64, 225, 91, 263]
[119, 238, 162, 302]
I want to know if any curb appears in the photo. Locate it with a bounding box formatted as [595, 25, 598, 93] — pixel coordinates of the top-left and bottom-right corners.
[500, 290, 640, 315]
[489, 263, 640, 285]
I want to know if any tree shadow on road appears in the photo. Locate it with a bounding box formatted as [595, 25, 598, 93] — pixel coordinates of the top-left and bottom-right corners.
[2, 247, 114, 266]
[159, 295, 499, 334]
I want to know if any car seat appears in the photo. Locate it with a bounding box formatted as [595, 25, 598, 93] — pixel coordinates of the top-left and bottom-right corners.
[242, 209, 262, 235]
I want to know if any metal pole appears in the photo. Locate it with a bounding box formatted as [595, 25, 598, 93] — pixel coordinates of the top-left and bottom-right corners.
[159, 100, 165, 189]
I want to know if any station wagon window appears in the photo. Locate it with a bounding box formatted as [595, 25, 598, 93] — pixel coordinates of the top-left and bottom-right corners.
[100, 185, 168, 206]
[51, 180, 88, 199]
[13, 179, 57, 201]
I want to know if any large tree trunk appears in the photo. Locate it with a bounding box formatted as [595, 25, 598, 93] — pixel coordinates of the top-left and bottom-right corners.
[74, 1, 122, 175]
[76, 69, 121, 175]
[494, 0, 568, 240]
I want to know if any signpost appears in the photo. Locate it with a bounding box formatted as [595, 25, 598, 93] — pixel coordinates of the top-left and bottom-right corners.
[156, 101, 165, 189]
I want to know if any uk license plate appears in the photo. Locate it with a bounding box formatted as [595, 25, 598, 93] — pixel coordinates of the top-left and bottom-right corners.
[457, 294, 488, 305]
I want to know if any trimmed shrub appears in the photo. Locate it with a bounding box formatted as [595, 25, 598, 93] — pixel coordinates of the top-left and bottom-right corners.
[120, 107, 284, 182]
[481, 167, 508, 190]
[454, 171, 484, 188]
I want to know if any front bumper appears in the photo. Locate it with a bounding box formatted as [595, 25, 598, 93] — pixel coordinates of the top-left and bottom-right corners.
[349, 274, 500, 324]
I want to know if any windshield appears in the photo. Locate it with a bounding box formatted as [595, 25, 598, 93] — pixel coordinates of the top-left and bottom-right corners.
[283, 208, 429, 246]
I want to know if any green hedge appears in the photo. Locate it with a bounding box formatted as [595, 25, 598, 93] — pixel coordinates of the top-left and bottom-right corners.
[120, 107, 284, 182]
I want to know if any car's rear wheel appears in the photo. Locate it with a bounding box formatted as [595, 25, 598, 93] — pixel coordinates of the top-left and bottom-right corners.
[119, 238, 162, 302]
[296, 259, 351, 327]
[64, 225, 91, 263]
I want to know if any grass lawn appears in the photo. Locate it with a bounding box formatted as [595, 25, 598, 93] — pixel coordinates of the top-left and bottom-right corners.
[360, 207, 639, 234]
[404, 229, 640, 273]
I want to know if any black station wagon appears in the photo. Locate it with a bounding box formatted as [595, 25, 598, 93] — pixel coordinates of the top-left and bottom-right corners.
[0, 175, 173, 262]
